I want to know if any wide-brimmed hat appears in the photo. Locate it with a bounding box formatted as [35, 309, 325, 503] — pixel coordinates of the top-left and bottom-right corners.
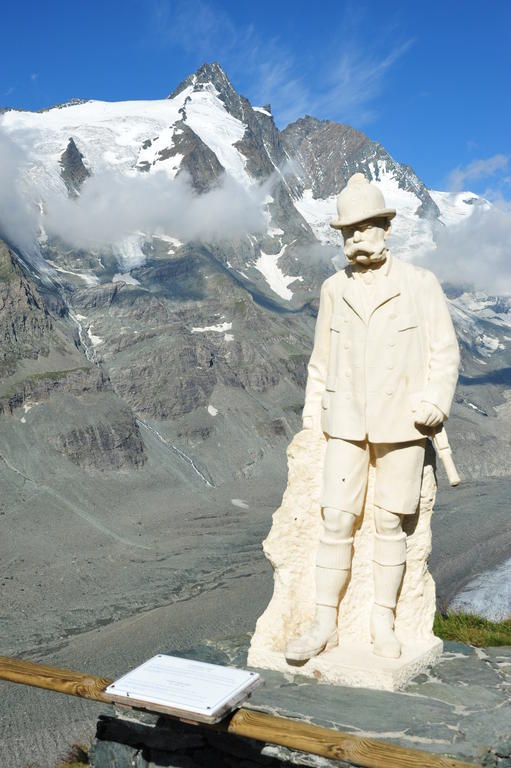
[330, 173, 396, 229]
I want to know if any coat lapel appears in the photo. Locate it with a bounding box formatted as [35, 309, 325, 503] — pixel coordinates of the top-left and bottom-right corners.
[369, 280, 400, 317]
[368, 253, 401, 319]
[341, 265, 366, 323]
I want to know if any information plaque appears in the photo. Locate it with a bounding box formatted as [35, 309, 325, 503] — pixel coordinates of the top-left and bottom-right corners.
[105, 654, 263, 723]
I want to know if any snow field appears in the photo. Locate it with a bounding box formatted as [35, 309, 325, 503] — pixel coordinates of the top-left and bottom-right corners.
[254, 245, 302, 301]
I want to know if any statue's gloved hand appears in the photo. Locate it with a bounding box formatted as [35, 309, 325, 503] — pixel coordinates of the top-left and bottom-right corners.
[303, 414, 322, 432]
[414, 401, 445, 428]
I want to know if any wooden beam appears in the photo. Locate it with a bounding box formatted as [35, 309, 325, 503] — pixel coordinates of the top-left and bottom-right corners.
[222, 708, 477, 768]
[0, 655, 113, 702]
[0, 656, 478, 768]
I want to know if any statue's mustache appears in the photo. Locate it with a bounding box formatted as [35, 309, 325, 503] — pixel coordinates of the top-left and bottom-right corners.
[344, 241, 387, 264]
[345, 243, 371, 253]
[344, 242, 374, 257]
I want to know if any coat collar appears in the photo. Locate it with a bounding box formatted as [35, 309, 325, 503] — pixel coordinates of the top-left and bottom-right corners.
[342, 252, 401, 323]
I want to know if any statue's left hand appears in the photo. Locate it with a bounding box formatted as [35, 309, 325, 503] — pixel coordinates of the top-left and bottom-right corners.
[414, 401, 445, 428]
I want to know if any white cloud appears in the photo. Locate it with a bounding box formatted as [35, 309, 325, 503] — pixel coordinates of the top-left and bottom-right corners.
[44, 170, 269, 250]
[447, 155, 509, 193]
[153, 0, 249, 61]
[313, 40, 413, 125]
[0, 126, 271, 261]
[423, 157, 511, 294]
[0, 129, 41, 254]
[424, 200, 511, 295]
[246, 46, 310, 127]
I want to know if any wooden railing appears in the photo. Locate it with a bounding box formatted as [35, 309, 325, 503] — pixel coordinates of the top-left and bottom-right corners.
[0, 655, 478, 768]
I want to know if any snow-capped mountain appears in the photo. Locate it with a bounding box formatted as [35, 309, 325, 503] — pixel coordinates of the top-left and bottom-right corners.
[1, 61, 510, 491]
[0, 62, 483, 301]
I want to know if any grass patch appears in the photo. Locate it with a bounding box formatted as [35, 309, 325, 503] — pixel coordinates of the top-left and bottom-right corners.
[0, 366, 94, 399]
[28, 366, 91, 381]
[57, 743, 89, 767]
[434, 611, 511, 646]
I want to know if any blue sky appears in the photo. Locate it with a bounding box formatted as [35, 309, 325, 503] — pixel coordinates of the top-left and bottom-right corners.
[2, 0, 510, 196]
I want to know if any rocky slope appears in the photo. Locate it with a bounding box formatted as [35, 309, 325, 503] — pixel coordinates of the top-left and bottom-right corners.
[0, 240, 146, 471]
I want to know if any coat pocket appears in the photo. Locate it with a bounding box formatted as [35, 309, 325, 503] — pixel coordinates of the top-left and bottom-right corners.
[397, 314, 419, 332]
[330, 313, 342, 332]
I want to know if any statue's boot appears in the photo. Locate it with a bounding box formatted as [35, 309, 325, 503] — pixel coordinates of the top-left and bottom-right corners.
[370, 531, 407, 659]
[285, 537, 353, 661]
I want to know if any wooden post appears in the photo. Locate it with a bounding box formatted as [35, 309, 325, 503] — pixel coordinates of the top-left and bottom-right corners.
[0, 656, 477, 768]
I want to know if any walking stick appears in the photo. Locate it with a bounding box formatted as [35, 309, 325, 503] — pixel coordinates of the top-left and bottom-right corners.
[432, 425, 460, 487]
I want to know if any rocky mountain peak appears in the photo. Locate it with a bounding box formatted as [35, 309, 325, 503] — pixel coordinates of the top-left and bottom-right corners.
[39, 98, 92, 113]
[282, 115, 439, 217]
[166, 61, 287, 179]
[59, 137, 90, 197]
[284, 114, 367, 143]
[169, 61, 236, 102]
[1, 98, 92, 117]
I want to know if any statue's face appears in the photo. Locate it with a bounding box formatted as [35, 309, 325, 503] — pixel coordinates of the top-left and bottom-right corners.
[341, 218, 389, 265]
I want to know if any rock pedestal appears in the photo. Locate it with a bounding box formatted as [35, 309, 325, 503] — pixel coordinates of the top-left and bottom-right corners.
[248, 429, 442, 690]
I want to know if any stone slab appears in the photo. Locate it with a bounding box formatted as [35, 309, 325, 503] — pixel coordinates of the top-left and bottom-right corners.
[250, 637, 443, 691]
[89, 638, 511, 767]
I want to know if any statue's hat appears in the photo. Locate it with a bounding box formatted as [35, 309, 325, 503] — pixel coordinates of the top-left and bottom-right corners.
[330, 173, 396, 229]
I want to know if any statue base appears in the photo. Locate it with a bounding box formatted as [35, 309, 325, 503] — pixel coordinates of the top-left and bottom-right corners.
[249, 637, 443, 691]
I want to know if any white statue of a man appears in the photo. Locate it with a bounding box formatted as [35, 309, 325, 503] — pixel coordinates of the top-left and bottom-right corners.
[285, 173, 460, 661]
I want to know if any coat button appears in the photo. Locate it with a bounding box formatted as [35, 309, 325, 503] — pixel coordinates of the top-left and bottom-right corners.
[386, 362, 394, 370]
[385, 388, 393, 396]
[344, 341, 351, 349]
[345, 369, 352, 377]
[388, 340, 396, 347]
[389, 313, 397, 320]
